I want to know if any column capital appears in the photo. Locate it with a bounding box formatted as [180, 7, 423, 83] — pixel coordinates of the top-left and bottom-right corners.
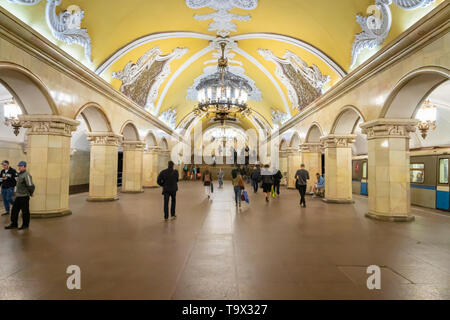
[145, 146, 162, 154]
[300, 143, 323, 153]
[284, 147, 299, 154]
[86, 132, 122, 146]
[19, 115, 79, 137]
[360, 118, 418, 140]
[122, 140, 146, 151]
[320, 134, 356, 148]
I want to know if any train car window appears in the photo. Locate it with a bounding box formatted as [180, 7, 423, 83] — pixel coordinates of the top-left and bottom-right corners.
[410, 163, 425, 184]
[362, 162, 367, 179]
[439, 159, 448, 184]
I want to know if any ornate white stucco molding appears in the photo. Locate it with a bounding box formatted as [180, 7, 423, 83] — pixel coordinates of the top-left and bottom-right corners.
[45, 0, 92, 63]
[159, 107, 177, 129]
[271, 109, 289, 130]
[112, 46, 188, 110]
[186, 0, 258, 36]
[8, 0, 41, 4]
[351, 0, 436, 68]
[259, 49, 330, 111]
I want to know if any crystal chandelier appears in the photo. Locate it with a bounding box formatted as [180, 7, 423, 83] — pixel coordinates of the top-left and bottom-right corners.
[194, 41, 251, 123]
[416, 99, 437, 139]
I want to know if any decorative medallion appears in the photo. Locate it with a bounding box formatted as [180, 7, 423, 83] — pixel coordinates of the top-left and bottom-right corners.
[186, 0, 258, 36]
[259, 49, 330, 111]
[351, 0, 436, 67]
[113, 47, 188, 109]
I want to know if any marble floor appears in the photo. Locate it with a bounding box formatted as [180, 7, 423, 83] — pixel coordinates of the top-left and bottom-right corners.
[0, 181, 449, 300]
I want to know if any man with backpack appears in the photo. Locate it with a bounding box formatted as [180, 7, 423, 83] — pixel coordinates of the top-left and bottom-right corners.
[157, 161, 179, 221]
[5, 161, 34, 230]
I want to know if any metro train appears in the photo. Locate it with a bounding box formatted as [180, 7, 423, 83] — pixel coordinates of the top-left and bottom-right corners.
[352, 149, 450, 211]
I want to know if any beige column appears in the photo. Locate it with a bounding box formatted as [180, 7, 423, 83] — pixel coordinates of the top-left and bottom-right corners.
[121, 141, 145, 193]
[143, 146, 160, 188]
[300, 143, 322, 193]
[361, 119, 418, 222]
[320, 135, 356, 203]
[279, 150, 288, 186]
[286, 147, 302, 189]
[86, 132, 121, 202]
[20, 115, 79, 218]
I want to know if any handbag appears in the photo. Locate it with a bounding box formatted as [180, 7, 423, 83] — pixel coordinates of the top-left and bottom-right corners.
[243, 190, 249, 203]
[271, 185, 276, 198]
[241, 192, 245, 201]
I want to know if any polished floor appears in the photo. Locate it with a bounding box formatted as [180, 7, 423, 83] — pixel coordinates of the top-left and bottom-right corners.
[1, 181, 449, 300]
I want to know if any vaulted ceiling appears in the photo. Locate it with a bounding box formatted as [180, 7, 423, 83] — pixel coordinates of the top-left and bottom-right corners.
[2, 0, 444, 134]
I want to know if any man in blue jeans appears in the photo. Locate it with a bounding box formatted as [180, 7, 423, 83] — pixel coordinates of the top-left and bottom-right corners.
[0, 160, 17, 216]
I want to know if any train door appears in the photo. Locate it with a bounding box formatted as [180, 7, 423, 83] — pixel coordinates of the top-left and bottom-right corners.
[360, 160, 368, 195]
[437, 156, 449, 211]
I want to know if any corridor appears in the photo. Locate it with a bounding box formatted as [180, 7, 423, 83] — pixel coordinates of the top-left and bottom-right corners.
[1, 181, 449, 300]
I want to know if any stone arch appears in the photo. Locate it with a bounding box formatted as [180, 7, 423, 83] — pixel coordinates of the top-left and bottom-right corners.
[0, 62, 58, 115]
[74, 103, 112, 133]
[159, 137, 169, 150]
[279, 139, 287, 151]
[289, 132, 301, 149]
[305, 123, 323, 143]
[330, 106, 366, 135]
[120, 121, 140, 141]
[380, 66, 450, 119]
[145, 131, 158, 147]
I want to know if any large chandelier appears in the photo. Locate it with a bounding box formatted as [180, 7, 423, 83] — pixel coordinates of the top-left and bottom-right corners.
[194, 42, 251, 123]
[416, 99, 437, 139]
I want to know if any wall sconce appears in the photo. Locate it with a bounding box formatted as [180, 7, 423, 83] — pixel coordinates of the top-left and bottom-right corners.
[3, 98, 23, 136]
[416, 100, 437, 139]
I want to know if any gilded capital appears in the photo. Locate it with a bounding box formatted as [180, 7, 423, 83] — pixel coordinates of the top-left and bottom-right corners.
[320, 134, 356, 148]
[19, 115, 79, 137]
[360, 119, 418, 140]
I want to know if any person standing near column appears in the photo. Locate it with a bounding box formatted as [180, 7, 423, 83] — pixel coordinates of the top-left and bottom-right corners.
[295, 164, 310, 207]
[157, 161, 179, 221]
[0, 160, 17, 216]
[273, 168, 283, 197]
[5, 161, 34, 230]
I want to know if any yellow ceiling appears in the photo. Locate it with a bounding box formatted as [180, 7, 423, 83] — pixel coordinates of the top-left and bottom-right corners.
[1, 0, 445, 131]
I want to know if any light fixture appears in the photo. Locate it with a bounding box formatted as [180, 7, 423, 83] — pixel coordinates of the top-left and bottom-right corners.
[416, 99, 437, 139]
[193, 40, 251, 124]
[3, 98, 22, 136]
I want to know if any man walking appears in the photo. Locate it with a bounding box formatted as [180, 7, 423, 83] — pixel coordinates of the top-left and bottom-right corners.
[5, 161, 34, 230]
[0, 160, 17, 216]
[295, 164, 310, 207]
[250, 165, 261, 193]
[272, 168, 283, 196]
[157, 161, 179, 221]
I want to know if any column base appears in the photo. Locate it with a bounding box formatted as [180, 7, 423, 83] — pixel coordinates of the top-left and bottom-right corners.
[322, 198, 355, 204]
[30, 209, 72, 219]
[121, 189, 145, 194]
[365, 212, 415, 222]
[87, 196, 119, 202]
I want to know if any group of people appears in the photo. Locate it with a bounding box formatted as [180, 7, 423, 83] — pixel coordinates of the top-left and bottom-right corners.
[1, 160, 35, 230]
[182, 165, 201, 180]
[157, 161, 326, 220]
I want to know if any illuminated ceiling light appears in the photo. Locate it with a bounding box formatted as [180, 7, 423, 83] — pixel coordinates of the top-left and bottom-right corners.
[193, 41, 251, 125]
[3, 98, 23, 136]
[416, 99, 437, 139]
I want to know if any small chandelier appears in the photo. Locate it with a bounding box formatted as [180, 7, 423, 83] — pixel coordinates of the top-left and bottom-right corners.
[3, 98, 22, 136]
[194, 41, 251, 124]
[416, 99, 437, 139]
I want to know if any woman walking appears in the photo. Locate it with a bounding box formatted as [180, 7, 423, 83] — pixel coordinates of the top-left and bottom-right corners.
[218, 168, 224, 188]
[232, 168, 245, 208]
[261, 164, 274, 202]
[203, 169, 213, 200]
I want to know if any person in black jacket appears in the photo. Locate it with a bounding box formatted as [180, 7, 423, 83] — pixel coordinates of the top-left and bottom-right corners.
[272, 169, 283, 196]
[0, 160, 17, 216]
[250, 165, 261, 193]
[157, 161, 179, 221]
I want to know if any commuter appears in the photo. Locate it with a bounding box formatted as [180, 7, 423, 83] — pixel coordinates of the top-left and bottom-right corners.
[218, 168, 224, 189]
[0, 160, 17, 216]
[250, 165, 261, 193]
[261, 165, 274, 202]
[157, 161, 179, 221]
[202, 169, 213, 200]
[295, 164, 310, 207]
[272, 168, 283, 196]
[232, 167, 245, 207]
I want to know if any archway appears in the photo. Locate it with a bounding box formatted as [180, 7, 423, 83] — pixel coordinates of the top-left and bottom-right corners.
[331, 106, 367, 156]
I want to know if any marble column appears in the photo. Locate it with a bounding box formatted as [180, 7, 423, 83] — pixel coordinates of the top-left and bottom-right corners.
[121, 141, 145, 193]
[300, 143, 323, 193]
[86, 132, 121, 202]
[279, 150, 288, 186]
[143, 146, 161, 188]
[361, 119, 418, 222]
[286, 147, 302, 189]
[320, 135, 356, 203]
[20, 115, 79, 217]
